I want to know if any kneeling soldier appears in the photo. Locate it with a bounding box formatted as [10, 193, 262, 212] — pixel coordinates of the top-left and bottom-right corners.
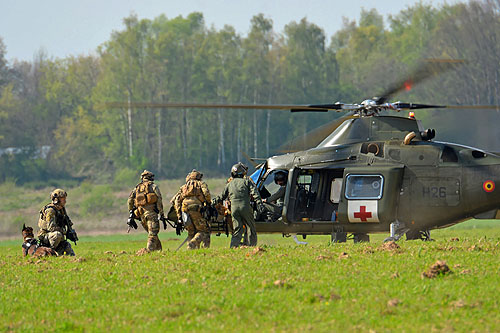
[37, 189, 77, 256]
[128, 170, 165, 252]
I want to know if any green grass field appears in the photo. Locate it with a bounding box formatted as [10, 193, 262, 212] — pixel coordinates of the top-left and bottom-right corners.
[1, 221, 499, 332]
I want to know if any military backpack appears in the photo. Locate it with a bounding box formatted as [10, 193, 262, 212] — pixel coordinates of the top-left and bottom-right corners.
[134, 181, 158, 207]
[183, 179, 200, 196]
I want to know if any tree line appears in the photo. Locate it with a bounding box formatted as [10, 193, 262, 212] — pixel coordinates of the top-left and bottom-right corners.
[0, 0, 499, 184]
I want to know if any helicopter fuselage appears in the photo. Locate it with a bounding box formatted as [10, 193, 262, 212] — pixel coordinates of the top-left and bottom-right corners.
[251, 116, 500, 236]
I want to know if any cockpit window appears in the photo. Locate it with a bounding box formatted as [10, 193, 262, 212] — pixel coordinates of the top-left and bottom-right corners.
[345, 175, 384, 199]
[298, 174, 312, 191]
[261, 170, 286, 194]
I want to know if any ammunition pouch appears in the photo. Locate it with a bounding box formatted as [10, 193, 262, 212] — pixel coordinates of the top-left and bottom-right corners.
[135, 193, 147, 206]
[135, 207, 144, 217]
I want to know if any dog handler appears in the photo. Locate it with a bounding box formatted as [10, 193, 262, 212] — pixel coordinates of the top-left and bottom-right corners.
[37, 189, 76, 256]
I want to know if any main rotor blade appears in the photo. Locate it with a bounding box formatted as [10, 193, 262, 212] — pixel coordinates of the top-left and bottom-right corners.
[443, 105, 500, 110]
[395, 103, 500, 111]
[393, 102, 446, 110]
[277, 114, 356, 153]
[378, 59, 465, 104]
[104, 101, 339, 112]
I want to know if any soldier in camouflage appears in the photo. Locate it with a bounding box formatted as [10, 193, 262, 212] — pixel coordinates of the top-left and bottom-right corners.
[37, 189, 76, 256]
[174, 170, 211, 249]
[128, 170, 165, 252]
[214, 163, 265, 248]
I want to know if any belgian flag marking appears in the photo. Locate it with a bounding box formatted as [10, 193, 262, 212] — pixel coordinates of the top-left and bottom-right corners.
[483, 180, 495, 193]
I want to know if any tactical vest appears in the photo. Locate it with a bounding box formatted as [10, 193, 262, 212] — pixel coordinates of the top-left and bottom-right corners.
[182, 180, 207, 203]
[134, 181, 158, 207]
[38, 204, 65, 230]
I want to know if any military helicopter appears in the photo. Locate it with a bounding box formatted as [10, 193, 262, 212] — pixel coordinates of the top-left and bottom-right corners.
[108, 59, 500, 243]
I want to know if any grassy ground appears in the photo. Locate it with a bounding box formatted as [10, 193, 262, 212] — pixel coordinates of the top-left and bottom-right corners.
[1, 222, 499, 332]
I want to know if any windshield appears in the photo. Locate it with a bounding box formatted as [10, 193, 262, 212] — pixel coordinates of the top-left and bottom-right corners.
[250, 167, 265, 185]
[261, 170, 285, 194]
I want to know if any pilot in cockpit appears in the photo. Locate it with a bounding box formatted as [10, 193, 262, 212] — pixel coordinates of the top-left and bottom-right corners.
[263, 171, 287, 220]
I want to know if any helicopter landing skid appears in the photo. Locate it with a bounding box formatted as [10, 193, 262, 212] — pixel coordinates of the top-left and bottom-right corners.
[292, 234, 308, 245]
[384, 221, 409, 242]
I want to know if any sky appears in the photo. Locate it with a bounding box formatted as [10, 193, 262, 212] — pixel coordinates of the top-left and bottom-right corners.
[1, 0, 460, 62]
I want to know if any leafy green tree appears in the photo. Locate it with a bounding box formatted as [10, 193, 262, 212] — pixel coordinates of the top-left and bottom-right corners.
[278, 18, 334, 141]
[242, 14, 274, 157]
[0, 37, 10, 87]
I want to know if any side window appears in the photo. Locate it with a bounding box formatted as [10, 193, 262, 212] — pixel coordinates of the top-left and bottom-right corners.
[345, 175, 384, 199]
[297, 174, 312, 191]
[330, 179, 342, 203]
[441, 146, 458, 163]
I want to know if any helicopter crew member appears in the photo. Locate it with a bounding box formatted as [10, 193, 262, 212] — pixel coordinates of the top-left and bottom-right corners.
[37, 189, 76, 256]
[214, 163, 265, 248]
[128, 170, 165, 252]
[263, 171, 288, 219]
[174, 170, 212, 249]
[225, 162, 250, 245]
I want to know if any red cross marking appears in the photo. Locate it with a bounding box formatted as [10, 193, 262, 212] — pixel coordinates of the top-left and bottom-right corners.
[354, 206, 372, 222]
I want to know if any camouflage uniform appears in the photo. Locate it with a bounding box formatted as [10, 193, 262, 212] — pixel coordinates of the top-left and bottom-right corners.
[174, 170, 211, 249]
[128, 170, 164, 252]
[37, 189, 75, 256]
[215, 166, 264, 248]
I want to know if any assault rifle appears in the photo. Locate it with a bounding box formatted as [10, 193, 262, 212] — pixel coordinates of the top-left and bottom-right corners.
[127, 209, 139, 233]
[62, 208, 79, 245]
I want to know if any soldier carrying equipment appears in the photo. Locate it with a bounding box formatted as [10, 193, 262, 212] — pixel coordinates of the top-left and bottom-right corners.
[214, 163, 265, 248]
[174, 169, 212, 249]
[127, 170, 165, 252]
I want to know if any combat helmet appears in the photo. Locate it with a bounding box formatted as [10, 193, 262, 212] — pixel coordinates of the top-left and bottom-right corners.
[186, 169, 203, 182]
[50, 188, 67, 204]
[141, 170, 155, 181]
[231, 162, 248, 178]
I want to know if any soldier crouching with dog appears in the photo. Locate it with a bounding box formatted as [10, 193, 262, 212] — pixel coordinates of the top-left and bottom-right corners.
[127, 170, 166, 253]
[37, 189, 78, 256]
[174, 170, 212, 249]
